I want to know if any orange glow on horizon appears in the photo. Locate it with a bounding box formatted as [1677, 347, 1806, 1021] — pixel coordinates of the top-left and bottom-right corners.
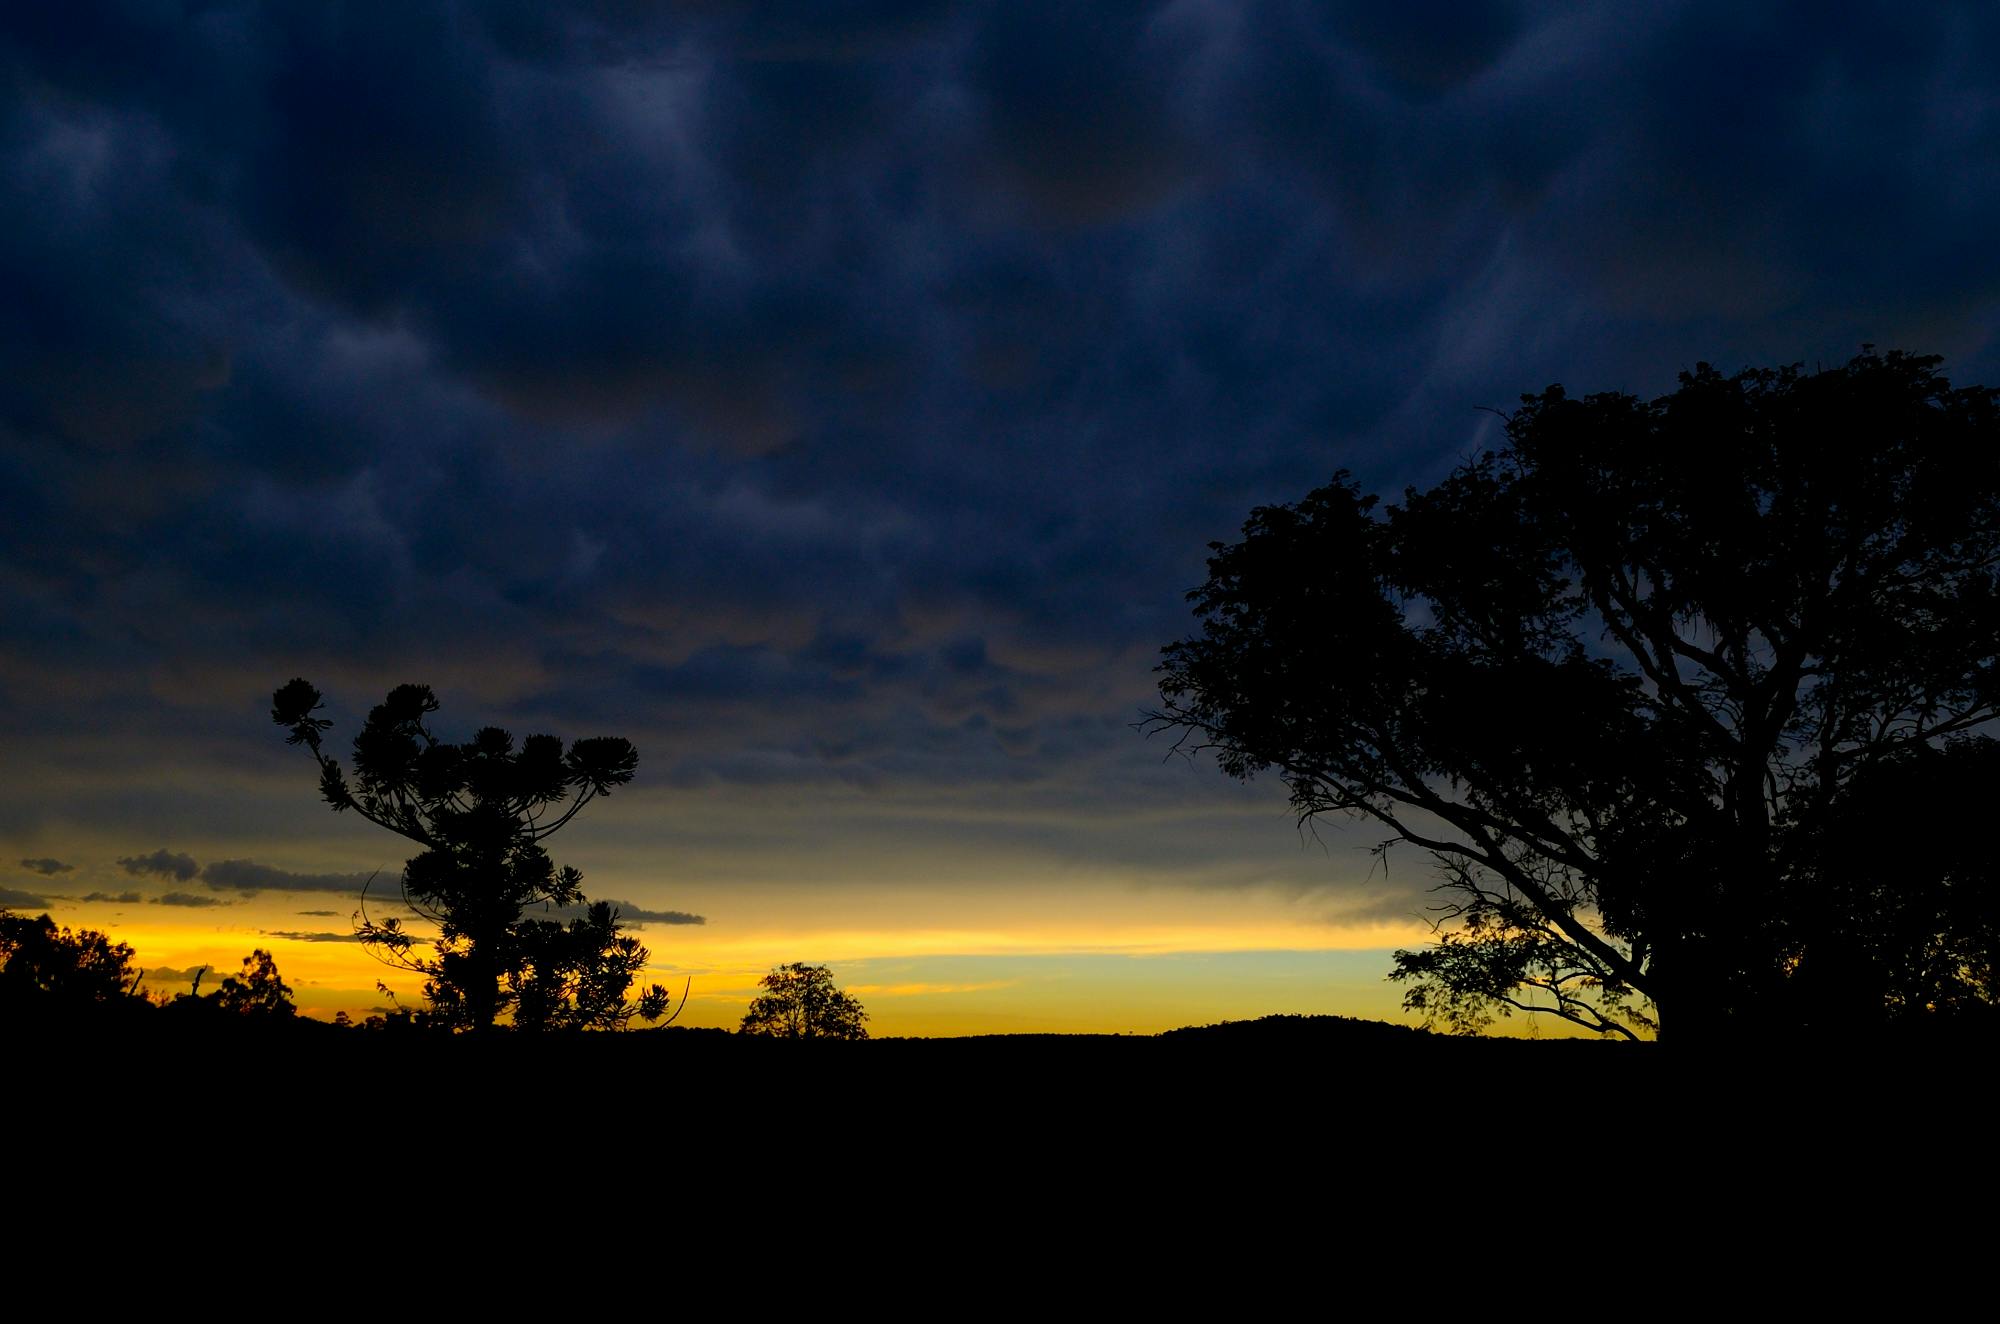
[76, 907, 1439, 1035]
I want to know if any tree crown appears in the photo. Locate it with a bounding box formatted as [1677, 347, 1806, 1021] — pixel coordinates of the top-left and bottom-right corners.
[1155, 349, 2000, 1038]
[273, 679, 675, 1032]
[0, 911, 139, 1008]
[739, 963, 870, 1040]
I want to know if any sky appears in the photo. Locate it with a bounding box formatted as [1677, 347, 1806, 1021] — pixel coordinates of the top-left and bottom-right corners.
[5, 2, 2000, 1034]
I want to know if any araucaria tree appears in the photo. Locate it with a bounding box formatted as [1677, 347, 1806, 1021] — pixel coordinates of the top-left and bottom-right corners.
[739, 963, 869, 1040]
[1154, 350, 1999, 1041]
[272, 680, 677, 1032]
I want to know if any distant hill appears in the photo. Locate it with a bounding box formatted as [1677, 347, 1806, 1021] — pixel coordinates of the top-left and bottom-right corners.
[1157, 1013, 1439, 1046]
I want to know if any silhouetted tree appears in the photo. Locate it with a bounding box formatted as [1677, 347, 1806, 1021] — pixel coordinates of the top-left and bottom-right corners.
[214, 949, 298, 1019]
[160, 947, 301, 1021]
[740, 963, 869, 1039]
[1153, 350, 1999, 1041]
[0, 910, 140, 1012]
[1791, 739, 2000, 1025]
[272, 679, 677, 1032]
[512, 900, 669, 1031]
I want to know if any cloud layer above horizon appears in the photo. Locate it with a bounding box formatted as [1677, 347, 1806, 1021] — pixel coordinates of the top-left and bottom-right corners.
[6, 3, 1999, 950]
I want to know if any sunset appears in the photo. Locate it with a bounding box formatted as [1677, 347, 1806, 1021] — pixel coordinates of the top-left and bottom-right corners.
[14, 751, 1435, 1034]
[6, 3, 1997, 1071]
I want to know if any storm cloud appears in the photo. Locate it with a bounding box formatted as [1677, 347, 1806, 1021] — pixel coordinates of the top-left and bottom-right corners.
[6, 3, 1999, 924]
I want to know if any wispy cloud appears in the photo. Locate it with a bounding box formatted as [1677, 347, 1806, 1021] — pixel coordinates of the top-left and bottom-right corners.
[201, 858, 377, 896]
[152, 891, 230, 908]
[113, 850, 378, 897]
[119, 850, 200, 882]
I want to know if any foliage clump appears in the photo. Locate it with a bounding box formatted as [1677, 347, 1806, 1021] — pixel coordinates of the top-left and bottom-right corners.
[273, 679, 679, 1032]
[1156, 350, 2000, 1040]
[740, 963, 869, 1040]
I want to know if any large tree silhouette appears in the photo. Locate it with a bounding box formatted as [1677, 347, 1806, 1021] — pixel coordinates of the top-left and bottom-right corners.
[1154, 350, 1999, 1040]
[272, 679, 678, 1032]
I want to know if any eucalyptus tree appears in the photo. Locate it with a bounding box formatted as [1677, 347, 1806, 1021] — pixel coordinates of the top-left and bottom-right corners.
[1154, 350, 1999, 1039]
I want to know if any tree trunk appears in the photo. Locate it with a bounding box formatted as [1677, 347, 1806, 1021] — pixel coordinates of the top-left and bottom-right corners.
[1647, 942, 1731, 1044]
[466, 937, 499, 1033]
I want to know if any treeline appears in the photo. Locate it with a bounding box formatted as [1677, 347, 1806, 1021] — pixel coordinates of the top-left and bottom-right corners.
[1, 908, 386, 1034]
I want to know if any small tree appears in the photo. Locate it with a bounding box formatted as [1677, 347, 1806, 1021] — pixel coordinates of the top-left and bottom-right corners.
[214, 949, 298, 1019]
[161, 948, 301, 1021]
[272, 678, 679, 1032]
[740, 963, 869, 1040]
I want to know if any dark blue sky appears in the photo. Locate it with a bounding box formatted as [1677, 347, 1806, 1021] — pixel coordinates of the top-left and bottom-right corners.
[6, 3, 2000, 1027]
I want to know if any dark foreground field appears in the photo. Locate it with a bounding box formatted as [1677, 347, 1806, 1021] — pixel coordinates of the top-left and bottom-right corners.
[16, 1011, 1980, 1147]
[14, 1008, 1995, 1270]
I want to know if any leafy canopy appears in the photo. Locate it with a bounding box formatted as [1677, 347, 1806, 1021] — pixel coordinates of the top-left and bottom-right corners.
[273, 679, 676, 1032]
[0, 910, 139, 1009]
[157, 948, 301, 1020]
[210, 949, 298, 1019]
[740, 963, 870, 1040]
[1155, 349, 2000, 1040]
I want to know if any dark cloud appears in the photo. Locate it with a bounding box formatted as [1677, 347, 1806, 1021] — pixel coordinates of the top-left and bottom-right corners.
[296, 909, 339, 917]
[260, 930, 361, 943]
[1321, 2, 1522, 99]
[0, 885, 51, 908]
[4, 2, 2000, 918]
[119, 850, 200, 882]
[18, 857, 72, 875]
[965, 4, 1200, 224]
[536, 899, 706, 927]
[199, 859, 376, 896]
[152, 892, 231, 908]
[81, 890, 142, 904]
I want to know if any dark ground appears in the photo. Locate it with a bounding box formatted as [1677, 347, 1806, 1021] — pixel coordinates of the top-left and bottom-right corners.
[11, 1011, 1991, 1280]
[15, 1011, 1978, 1147]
